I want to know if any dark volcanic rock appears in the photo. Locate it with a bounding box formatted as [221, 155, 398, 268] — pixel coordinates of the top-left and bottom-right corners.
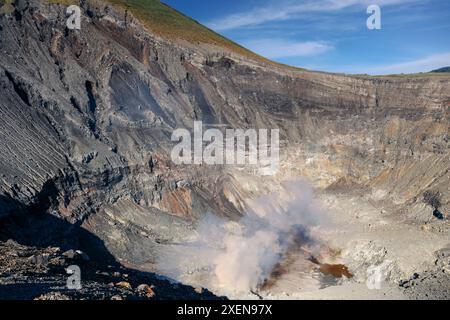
[400, 247, 450, 300]
[0, 240, 222, 300]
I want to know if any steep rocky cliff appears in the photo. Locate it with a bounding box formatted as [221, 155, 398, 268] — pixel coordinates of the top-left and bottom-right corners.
[0, 0, 449, 299]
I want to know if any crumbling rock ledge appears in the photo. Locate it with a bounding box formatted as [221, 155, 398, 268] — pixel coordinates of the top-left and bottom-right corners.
[0, 239, 223, 300]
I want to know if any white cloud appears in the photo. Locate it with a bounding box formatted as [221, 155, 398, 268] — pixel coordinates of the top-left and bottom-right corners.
[244, 39, 333, 58]
[364, 52, 450, 74]
[324, 52, 450, 74]
[207, 0, 420, 31]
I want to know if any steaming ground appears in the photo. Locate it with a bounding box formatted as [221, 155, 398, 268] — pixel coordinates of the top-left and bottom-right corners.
[155, 180, 328, 297]
[153, 180, 449, 300]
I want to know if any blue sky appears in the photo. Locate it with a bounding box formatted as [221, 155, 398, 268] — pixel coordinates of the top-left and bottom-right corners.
[164, 0, 450, 74]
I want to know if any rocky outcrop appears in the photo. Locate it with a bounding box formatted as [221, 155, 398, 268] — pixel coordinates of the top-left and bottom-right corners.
[0, 239, 221, 300]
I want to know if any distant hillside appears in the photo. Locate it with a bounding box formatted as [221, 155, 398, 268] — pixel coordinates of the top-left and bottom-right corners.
[431, 67, 450, 73]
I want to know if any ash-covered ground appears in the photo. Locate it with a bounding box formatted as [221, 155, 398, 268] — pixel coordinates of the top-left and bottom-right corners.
[151, 182, 450, 300]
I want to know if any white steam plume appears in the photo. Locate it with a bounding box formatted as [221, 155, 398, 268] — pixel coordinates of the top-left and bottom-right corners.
[156, 179, 326, 293]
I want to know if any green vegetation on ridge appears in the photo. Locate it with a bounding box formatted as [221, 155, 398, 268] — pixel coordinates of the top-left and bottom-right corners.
[431, 67, 450, 73]
[48, 0, 275, 65]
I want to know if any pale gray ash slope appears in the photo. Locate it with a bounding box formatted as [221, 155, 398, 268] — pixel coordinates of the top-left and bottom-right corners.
[0, 0, 449, 299]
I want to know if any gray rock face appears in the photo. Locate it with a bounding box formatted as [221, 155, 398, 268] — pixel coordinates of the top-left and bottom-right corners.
[0, 0, 449, 297]
[400, 247, 450, 300]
